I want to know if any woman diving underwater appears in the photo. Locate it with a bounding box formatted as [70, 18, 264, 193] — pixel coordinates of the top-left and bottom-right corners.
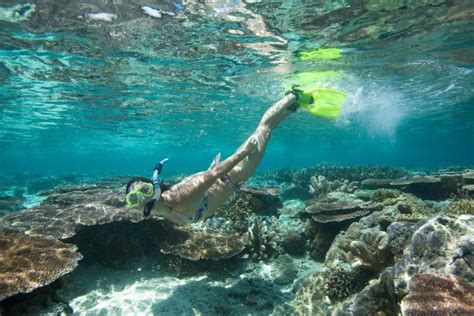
[125, 87, 346, 224]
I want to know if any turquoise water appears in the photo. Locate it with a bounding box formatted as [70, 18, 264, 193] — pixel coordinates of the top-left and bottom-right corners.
[0, 1, 473, 178]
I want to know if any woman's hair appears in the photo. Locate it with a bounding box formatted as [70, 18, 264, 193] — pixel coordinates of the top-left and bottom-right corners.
[125, 177, 171, 195]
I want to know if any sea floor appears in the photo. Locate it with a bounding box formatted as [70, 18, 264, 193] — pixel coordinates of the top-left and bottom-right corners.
[0, 165, 472, 315]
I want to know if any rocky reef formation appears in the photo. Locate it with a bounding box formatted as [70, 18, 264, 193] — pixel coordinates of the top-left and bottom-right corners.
[0, 178, 253, 301]
[244, 218, 283, 262]
[282, 167, 473, 315]
[290, 210, 474, 316]
[161, 227, 246, 261]
[0, 165, 472, 314]
[401, 273, 474, 315]
[0, 180, 142, 239]
[361, 169, 474, 200]
[0, 228, 82, 300]
[306, 200, 382, 223]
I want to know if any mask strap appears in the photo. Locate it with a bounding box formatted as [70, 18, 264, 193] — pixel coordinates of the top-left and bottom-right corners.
[143, 198, 156, 217]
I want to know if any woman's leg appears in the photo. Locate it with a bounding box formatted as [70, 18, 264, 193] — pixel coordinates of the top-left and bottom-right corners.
[165, 93, 297, 204]
[165, 136, 258, 204]
[228, 93, 297, 183]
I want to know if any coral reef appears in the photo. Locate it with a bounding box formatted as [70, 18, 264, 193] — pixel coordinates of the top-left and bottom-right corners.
[353, 189, 374, 201]
[372, 189, 402, 202]
[462, 184, 474, 197]
[151, 276, 292, 315]
[349, 229, 391, 271]
[309, 175, 359, 197]
[306, 219, 345, 261]
[305, 194, 384, 261]
[244, 218, 282, 261]
[446, 198, 474, 215]
[160, 227, 247, 261]
[378, 192, 434, 222]
[363, 172, 466, 200]
[332, 268, 399, 316]
[390, 175, 450, 200]
[215, 192, 257, 231]
[275, 165, 408, 200]
[321, 207, 399, 303]
[392, 214, 474, 294]
[273, 204, 307, 256]
[307, 165, 408, 182]
[325, 220, 394, 271]
[387, 221, 424, 260]
[0, 228, 82, 300]
[361, 178, 396, 189]
[310, 210, 473, 315]
[306, 200, 382, 223]
[322, 263, 357, 301]
[1, 167, 472, 313]
[401, 273, 474, 315]
[280, 228, 307, 256]
[270, 254, 299, 286]
[0, 180, 143, 239]
[216, 188, 282, 230]
[277, 273, 331, 316]
[0, 194, 25, 215]
[462, 170, 474, 185]
[66, 220, 168, 269]
[309, 175, 331, 196]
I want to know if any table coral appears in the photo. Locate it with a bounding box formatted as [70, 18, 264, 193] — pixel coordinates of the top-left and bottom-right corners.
[0, 228, 82, 300]
[401, 273, 474, 315]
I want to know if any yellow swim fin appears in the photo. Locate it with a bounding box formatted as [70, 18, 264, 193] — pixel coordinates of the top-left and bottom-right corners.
[292, 88, 347, 119]
[299, 48, 342, 61]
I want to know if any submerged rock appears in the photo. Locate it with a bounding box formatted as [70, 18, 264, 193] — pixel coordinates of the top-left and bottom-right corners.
[270, 255, 299, 286]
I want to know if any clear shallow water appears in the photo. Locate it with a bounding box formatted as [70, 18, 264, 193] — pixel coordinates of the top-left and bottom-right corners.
[0, 1, 473, 178]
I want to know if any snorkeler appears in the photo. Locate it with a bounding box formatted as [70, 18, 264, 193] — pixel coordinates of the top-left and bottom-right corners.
[125, 86, 346, 224]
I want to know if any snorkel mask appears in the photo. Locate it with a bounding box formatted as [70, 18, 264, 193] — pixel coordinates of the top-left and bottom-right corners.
[126, 158, 169, 216]
[125, 182, 155, 208]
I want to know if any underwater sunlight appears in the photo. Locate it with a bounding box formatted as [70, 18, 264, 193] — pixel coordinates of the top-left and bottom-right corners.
[0, 1, 473, 315]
